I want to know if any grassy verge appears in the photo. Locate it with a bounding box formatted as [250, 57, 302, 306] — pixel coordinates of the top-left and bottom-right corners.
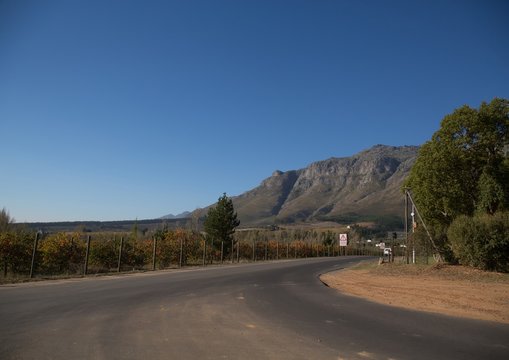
[346, 258, 509, 284]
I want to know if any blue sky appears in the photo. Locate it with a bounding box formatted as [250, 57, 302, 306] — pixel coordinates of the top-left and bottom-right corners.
[1, 0, 508, 222]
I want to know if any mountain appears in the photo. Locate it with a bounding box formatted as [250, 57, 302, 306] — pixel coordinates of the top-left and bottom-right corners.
[160, 211, 192, 220]
[226, 145, 419, 226]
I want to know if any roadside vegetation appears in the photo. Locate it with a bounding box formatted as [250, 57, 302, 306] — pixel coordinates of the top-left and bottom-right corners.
[1, 198, 381, 283]
[405, 97, 509, 272]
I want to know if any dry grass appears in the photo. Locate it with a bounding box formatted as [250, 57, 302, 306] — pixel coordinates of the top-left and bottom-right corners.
[321, 260, 509, 324]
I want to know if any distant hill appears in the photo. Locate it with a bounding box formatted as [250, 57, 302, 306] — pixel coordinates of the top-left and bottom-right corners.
[196, 145, 419, 226]
[160, 211, 192, 220]
[16, 218, 189, 234]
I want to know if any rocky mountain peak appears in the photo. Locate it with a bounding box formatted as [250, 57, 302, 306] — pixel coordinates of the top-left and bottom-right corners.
[230, 145, 419, 225]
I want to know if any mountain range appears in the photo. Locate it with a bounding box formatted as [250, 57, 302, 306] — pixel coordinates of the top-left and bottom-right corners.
[160, 211, 192, 220]
[195, 145, 419, 226]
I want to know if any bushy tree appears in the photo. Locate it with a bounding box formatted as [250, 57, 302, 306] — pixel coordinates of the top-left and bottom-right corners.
[448, 212, 509, 272]
[406, 98, 508, 225]
[405, 98, 509, 260]
[204, 193, 240, 254]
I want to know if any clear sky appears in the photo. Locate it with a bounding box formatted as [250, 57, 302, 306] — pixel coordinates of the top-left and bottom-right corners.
[1, 0, 508, 222]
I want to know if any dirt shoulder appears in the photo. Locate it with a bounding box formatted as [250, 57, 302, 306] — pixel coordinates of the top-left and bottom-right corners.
[320, 260, 509, 324]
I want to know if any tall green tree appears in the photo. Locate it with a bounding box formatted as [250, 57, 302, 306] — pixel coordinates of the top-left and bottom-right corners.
[406, 98, 508, 223]
[204, 193, 240, 253]
[405, 98, 509, 257]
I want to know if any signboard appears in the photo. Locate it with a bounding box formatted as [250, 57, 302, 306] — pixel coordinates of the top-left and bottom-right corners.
[339, 233, 348, 247]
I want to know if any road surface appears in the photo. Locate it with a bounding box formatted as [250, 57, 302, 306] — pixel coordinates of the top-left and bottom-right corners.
[1, 257, 508, 359]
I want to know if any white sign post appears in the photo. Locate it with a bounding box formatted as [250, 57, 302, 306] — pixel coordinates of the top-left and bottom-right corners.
[339, 233, 348, 256]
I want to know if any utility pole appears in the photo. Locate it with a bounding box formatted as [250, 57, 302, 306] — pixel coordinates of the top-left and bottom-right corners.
[405, 189, 443, 263]
[405, 191, 409, 264]
[411, 205, 416, 264]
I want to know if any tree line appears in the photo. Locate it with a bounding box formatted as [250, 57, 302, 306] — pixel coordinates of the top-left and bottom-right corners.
[1, 203, 381, 280]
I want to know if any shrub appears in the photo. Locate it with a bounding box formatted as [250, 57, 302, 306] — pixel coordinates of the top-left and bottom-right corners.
[0, 230, 33, 276]
[90, 237, 119, 270]
[39, 233, 85, 274]
[448, 212, 509, 272]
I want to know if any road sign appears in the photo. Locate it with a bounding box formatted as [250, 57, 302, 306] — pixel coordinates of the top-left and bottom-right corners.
[339, 233, 348, 247]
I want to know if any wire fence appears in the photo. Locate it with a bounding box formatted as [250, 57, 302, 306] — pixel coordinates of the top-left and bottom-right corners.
[0, 229, 388, 281]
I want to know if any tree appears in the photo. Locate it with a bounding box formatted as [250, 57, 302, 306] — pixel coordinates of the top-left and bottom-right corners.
[0, 208, 14, 233]
[204, 193, 240, 254]
[407, 98, 508, 225]
[405, 98, 509, 260]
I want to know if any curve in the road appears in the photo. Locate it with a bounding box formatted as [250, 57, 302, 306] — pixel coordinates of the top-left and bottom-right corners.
[1, 257, 508, 360]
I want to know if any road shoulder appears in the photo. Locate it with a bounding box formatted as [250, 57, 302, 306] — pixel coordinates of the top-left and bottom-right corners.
[320, 261, 509, 324]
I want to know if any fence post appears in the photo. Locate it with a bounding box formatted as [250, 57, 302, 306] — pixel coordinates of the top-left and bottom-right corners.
[252, 240, 255, 262]
[179, 237, 184, 268]
[210, 239, 214, 264]
[221, 241, 224, 264]
[286, 243, 289, 259]
[29, 231, 40, 279]
[236, 239, 240, 263]
[276, 241, 279, 260]
[152, 237, 157, 271]
[117, 236, 124, 272]
[202, 239, 206, 266]
[84, 235, 91, 275]
[264, 241, 268, 261]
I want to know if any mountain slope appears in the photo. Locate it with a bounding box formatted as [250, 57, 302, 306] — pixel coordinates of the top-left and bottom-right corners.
[230, 145, 418, 225]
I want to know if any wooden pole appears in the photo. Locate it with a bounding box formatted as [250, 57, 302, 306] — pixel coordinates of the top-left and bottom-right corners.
[117, 236, 124, 272]
[29, 232, 40, 279]
[152, 237, 157, 271]
[252, 240, 255, 262]
[236, 239, 240, 263]
[179, 237, 184, 268]
[84, 235, 91, 275]
[202, 239, 206, 266]
[231, 239, 234, 263]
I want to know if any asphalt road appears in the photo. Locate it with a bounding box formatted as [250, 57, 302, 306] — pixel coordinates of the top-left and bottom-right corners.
[1, 257, 508, 360]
